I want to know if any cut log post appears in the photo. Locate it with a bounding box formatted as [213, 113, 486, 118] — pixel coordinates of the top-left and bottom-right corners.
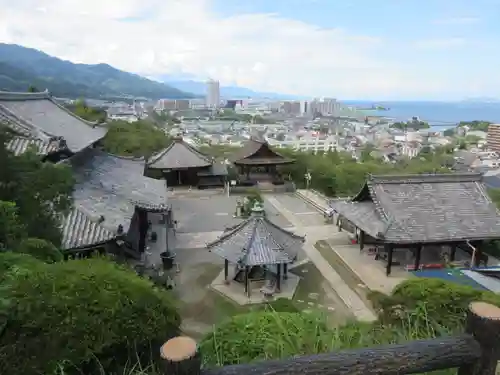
[160, 336, 201, 375]
[458, 301, 500, 375]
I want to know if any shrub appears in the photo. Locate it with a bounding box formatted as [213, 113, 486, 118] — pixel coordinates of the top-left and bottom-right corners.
[0, 251, 44, 283]
[0, 257, 181, 375]
[14, 237, 63, 263]
[372, 277, 500, 330]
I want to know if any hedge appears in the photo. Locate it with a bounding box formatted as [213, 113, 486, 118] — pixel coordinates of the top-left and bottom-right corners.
[0, 257, 180, 374]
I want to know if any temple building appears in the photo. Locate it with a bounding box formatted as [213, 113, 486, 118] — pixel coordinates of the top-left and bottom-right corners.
[147, 137, 226, 188]
[330, 173, 500, 275]
[229, 137, 295, 188]
[0, 90, 106, 160]
[207, 203, 305, 297]
[68, 147, 171, 258]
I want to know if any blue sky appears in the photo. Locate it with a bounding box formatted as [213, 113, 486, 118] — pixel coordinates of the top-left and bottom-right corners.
[1, 0, 499, 100]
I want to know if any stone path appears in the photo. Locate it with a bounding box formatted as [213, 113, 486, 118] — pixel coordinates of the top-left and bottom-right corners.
[266, 195, 376, 322]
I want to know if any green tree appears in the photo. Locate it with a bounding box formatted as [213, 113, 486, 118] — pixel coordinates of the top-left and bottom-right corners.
[0, 128, 74, 246]
[67, 99, 107, 123]
[0, 201, 24, 250]
[27, 85, 39, 93]
[458, 120, 492, 132]
[14, 238, 63, 263]
[102, 120, 172, 158]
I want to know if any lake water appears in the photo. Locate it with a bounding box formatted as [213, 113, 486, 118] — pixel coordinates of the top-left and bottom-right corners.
[342, 101, 500, 131]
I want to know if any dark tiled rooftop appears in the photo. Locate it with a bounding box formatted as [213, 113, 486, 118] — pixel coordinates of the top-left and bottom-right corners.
[206, 208, 304, 266]
[0, 91, 106, 153]
[148, 138, 213, 169]
[68, 148, 168, 234]
[330, 173, 500, 243]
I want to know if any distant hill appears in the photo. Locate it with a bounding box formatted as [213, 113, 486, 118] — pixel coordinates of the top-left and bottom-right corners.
[0, 43, 194, 100]
[156, 74, 301, 99]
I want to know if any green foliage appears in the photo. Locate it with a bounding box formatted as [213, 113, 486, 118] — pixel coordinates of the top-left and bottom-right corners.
[458, 120, 492, 132]
[14, 237, 63, 263]
[391, 120, 430, 131]
[371, 278, 500, 330]
[0, 129, 75, 246]
[0, 257, 181, 375]
[276, 147, 451, 197]
[102, 120, 172, 158]
[0, 44, 193, 99]
[0, 251, 44, 283]
[66, 99, 107, 122]
[200, 311, 330, 366]
[0, 201, 24, 250]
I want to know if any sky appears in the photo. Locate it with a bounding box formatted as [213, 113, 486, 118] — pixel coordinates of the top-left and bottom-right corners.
[0, 0, 499, 100]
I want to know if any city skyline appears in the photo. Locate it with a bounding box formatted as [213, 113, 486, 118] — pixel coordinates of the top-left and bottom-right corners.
[0, 0, 499, 100]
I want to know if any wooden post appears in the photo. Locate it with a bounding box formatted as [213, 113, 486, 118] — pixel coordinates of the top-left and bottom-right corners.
[414, 245, 422, 271]
[385, 244, 393, 276]
[224, 259, 229, 281]
[458, 302, 500, 375]
[359, 230, 365, 252]
[160, 336, 201, 375]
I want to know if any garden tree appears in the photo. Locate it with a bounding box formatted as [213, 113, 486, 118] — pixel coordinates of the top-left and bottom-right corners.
[464, 134, 482, 146]
[0, 256, 181, 375]
[14, 238, 63, 263]
[101, 119, 172, 158]
[0, 201, 23, 250]
[66, 99, 107, 123]
[149, 110, 181, 127]
[27, 85, 39, 92]
[391, 120, 430, 131]
[458, 120, 492, 132]
[0, 129, 74, 247]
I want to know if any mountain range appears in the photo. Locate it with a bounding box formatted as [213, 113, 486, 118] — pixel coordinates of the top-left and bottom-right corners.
[0, 43, 194, 100]
[155, 74, 300, 100]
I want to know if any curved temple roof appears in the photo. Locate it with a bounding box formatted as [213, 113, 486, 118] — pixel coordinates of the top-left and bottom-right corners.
[69, 148, 169, 234]
[330, 173, 500, 244]
[147, 138, 213, 170]
[207, 205, 305, 266]
[0, 90, 106, 153]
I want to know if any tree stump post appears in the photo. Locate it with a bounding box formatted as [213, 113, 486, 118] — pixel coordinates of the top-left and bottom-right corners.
[160, 336, 201, 375]
[458, 302, 500, 375]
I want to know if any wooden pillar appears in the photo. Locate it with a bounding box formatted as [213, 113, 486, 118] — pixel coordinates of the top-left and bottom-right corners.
[337, 215, 342, 232]
[414, 244, 422, 271]
[359, 230, 365, 252]
[450, 244, 457, 262]
[244, 266, 250, 297]
[160, 336, 201, 375]
[276, 264, 281, 292]
[283, 263, 288, 280]
[138, 209, 148, 253]
[224, 259, 229, 281]
[458, 302, 500, 375]
[178, 170, 182, 185]
[385, 244, 393, 276]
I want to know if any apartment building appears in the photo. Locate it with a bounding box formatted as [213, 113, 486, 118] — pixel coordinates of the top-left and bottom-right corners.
[487, 124, 500, 153]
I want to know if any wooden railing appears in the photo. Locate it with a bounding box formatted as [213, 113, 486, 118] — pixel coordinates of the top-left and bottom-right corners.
[159, 302, 500, 375]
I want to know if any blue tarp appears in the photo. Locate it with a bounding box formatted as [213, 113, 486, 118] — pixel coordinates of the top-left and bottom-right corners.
[413, 269, 488, 290]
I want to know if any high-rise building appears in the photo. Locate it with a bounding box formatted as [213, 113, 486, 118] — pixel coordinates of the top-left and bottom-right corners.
[487, 124, 500, 152]
[206, 79, 220, 108]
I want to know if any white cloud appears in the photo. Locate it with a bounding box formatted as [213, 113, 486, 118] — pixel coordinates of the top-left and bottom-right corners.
[433, 17, 480, 25]
[0, 0, 492, 99]
[414, 38, 467, 49]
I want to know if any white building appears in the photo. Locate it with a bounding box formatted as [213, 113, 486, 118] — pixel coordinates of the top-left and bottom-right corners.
[205, 79, 220, 108]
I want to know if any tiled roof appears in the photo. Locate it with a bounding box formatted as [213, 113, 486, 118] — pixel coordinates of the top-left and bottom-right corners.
[0, 91, 106, 153]
[330, 173, 500, 243]
[229, 137, 293, 165]
[147, 138, 213, 169]
[206, 209, 304, 266]
[61, 207, 118, 250]
[69, 148, 169, 234]
[6, 136, 60, 156]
